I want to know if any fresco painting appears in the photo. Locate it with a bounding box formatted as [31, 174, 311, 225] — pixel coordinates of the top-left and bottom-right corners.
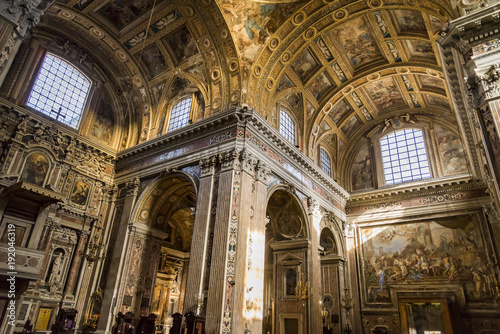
[435, 123, 467, 175]
[430, 15, 446, 34]
[331, 16, 382, 68]
[98, 0, 155, 30]
[136, 44, 168, 79]
[407, 40, 435, 59]
[361, 215, 493, 303]
[364, 77, 406, 110]
[426, 94, 450, 109]
[386, 40, 401, 62]
[291, 48, 320, 83]
[329, 99, 351, 125]
[401, 74, 413, 91]
[307, 71, 334, 101]
[276, 74, 294, 93]
[317, 120, 332, 139]
[90, 100, 115, 145]
[22, 153, 50, 186]
[305, 99, 315, 121]
[341, 115, 361, 138]
[352, 141, 373, 190]
[392, 10, 426, 34]
[332, 62, 347, 82]
[70, 181, 91, 206]
[219, 1, 304, 72]
[419, 75, 444, 89]
[163, 26, 199, 65]
[350, 92, 363, 107]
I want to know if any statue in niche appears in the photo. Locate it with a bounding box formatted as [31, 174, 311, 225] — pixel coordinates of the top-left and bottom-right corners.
[49, 253, 63, 283]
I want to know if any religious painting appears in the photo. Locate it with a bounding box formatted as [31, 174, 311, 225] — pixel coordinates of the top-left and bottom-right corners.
[341, 115, 361, 139]
[418, 75, 444, 90]
[307, 71, 334, 101]
[329, 99, 352, 125]
[285, 92, 301, 110]
[22, 153, 50, 186]
[392, 10, 426, 35]
[136, 44, 168, 79]
[70, 181, 91, 206]
[406, 40, 435, 59]
[352, 141, 373, 191]
[425, 94, 450, 109]
[331, 16, 383, 68]
[434, 123, 467, 175]
[97, 0, 155, 30]
[361, 214, 492, 303]
[276, 74, 294, 93]
[317, 120, 332, 139]
[315, 37, 334, 61]
[285, 268, 298, 297]
[364, 77, 406, 111]
[90, 100, 114, 145]
[429, 15, 446, 34]
[163, 26, 199, 65]
[305, 99, 315, 121]
[339, 140, 346, 160]
[219, 1, 304, 71]
[290, 48, 320, 83]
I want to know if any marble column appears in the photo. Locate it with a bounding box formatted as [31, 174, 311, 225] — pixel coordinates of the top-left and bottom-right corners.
[183, 156, 216, 314]
[205, 149, 240, 333]
[97, 177, 140, 333]
[307, 198, 322, 334]
[64, 230, 88, 295]
[245, 160, 270, 334]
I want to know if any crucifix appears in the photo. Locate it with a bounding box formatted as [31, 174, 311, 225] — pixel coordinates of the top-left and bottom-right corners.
[50, 107, 66, 122]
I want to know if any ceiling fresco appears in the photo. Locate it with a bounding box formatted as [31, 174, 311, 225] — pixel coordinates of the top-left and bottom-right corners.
[37, 0, 456, 184]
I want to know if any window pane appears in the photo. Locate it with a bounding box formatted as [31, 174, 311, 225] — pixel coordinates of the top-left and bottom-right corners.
[320, 148, 332, 176]
[280, 109, 296, 144]
[167, 97, 192, 132]
[379, 129, 431, 185]
[26, 53, 91, 129]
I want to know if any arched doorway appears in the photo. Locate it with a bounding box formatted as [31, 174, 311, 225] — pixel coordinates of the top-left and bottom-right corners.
[129, 174, 197, 333]
[263, 188, 309, 334]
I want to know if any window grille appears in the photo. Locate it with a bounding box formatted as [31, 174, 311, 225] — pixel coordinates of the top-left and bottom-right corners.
[380, 129, 431, 185]
[320, 148, 332, 176]
[280, 109, 296, 144]
[27, 53, 91, 129]
[168, 97, 192, 132]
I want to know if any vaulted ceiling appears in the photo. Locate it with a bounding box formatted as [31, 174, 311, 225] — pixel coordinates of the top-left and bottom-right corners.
[38, 0, 457, 175]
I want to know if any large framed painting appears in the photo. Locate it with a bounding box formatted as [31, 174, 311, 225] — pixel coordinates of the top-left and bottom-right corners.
[21, 153, 50, 186]
[360, 214, 494, 304]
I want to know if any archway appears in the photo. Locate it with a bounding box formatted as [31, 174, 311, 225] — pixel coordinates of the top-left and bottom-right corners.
[130, 174, 197, 333]
[263, 188, 309, 334]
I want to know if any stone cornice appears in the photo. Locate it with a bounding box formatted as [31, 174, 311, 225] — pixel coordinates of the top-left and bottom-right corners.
[243, 109, 350, 203]
[116, 107, 241, 162]
[348, 176, 486, 205]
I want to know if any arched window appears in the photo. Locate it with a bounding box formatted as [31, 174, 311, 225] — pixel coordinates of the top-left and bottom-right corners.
[320, 148, 332, 176]
[280, 109, 295, 144]
[167, 97, 193, 132]
[26, 53, 91, 129]
[380, 129, 431, 185]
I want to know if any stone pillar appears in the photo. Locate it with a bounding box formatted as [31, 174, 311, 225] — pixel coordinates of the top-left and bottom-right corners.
[245, 160, 269, 333]
[307, 197, 322, 334]
[64, 230, 88, 295]
[0, 0, 55, 86]
[205, 149, 240, 333]
[97, 177, 140, 333]
[183, 156, 216, 314]
[345, 222, 360, 334]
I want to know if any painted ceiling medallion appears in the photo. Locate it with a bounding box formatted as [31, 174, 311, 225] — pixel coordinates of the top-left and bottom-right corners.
[293, 11, 306, 25]
[334, 9, 347, 20]
[269, 37, 280, 50]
